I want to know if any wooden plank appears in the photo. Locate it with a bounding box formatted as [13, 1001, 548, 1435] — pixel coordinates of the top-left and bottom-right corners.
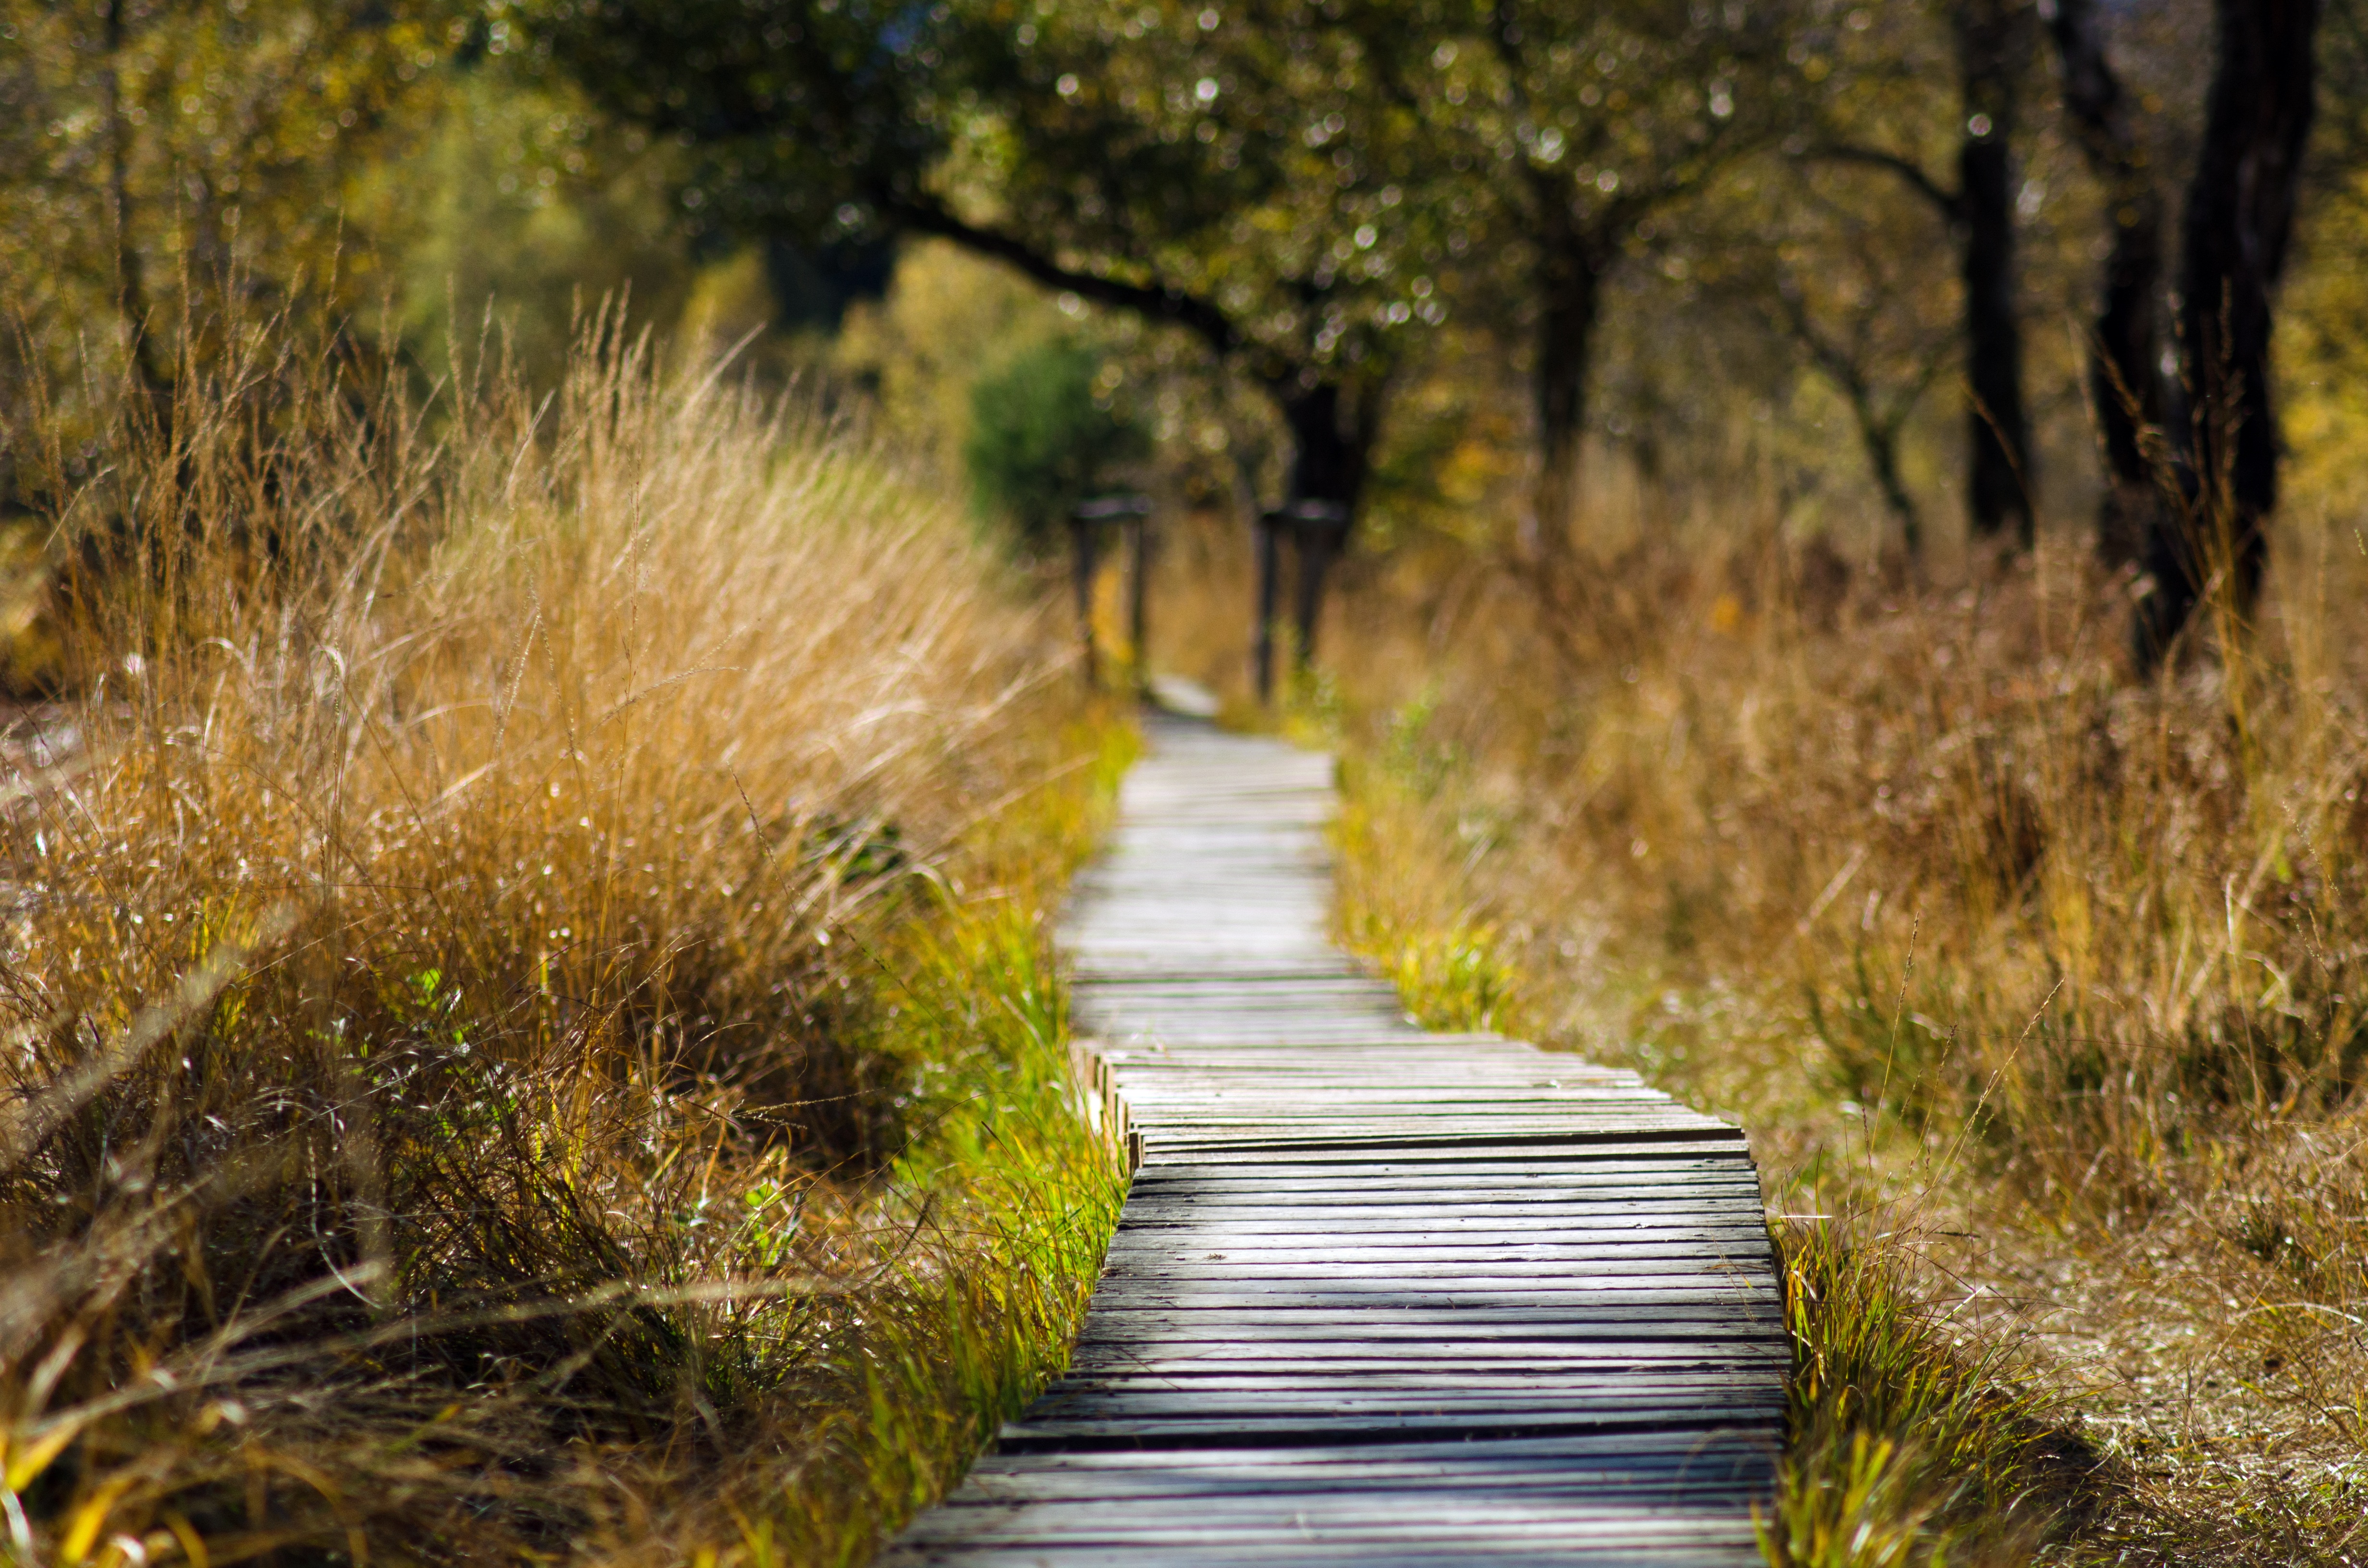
[993, 1430, 1784, 1458]
[908, 1496, 1769, 1528]
[1073, 1308, 1786, 1332]
[959, 1429, 1775, 1473]
[1120, 1193, 1770, 1211]
[885, 715, 1785, 1566]
[1136, 1139, 1746, 1159]
[886, 1547, 1760, 1567]
[1129, 1164, 1764, 1185]
[900, 1508, 1767, 1548]
[1139, 1163, 1763, 1183]
[1110, 1212, 1774, 1231]
[1104, 1228, 1778, 1250]
[1070, 1314, 1786, 1339]
[1137, 1152, 1759, 1173]
[1018, 1390, 1782, 1414]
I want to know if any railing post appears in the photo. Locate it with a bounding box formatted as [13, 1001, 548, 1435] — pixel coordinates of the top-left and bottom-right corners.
[1254, 500, 1349, 700]
[1286, 500, 1350, 671]
[1067, 511, 1100, 687]
[1252, 509, 1281, 704]
[1126, 512, 1153, 697]
[1072, 494, 1154, 694]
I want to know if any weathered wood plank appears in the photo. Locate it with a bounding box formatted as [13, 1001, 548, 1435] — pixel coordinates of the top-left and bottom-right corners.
[1073, 1307, 1787, 1333]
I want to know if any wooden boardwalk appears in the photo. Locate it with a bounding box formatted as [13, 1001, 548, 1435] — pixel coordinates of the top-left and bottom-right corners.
[885, 716, 1787, 1566]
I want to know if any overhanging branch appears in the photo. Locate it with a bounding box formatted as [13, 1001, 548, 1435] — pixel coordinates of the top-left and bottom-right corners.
[1804, 143, 1963, 222]
[881, 196, 1243, 357]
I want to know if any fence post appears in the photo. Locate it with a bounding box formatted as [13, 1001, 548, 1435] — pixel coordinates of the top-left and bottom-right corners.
[1254, 500, 1350, 701]
[1067, 511, 1100, 687]
[1252, 509, 1282, 704]
[1286, 500, 1350, 670]
[1126, 512, 1152, 697]
[1072, 494, 1154, 693]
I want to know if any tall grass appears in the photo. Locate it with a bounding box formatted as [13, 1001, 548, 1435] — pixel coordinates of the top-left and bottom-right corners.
[1277, 505, 2368, 1563]
[0, 321, 1125, 1565]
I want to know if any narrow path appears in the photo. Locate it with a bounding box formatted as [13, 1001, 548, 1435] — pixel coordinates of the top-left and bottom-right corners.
[887, 716, 1787, 1566]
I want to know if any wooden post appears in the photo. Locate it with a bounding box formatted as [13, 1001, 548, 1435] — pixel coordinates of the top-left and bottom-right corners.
[1252, 510, 1281, 704]
[1126, 513, 1152, 696]
[1287, 501, 1350, 670]
[1072, 494, 1153, 695]
[1068, 512, 1100, 687]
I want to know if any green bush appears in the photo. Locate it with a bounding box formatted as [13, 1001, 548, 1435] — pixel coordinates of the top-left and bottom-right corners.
[963, 336, 1147, 547]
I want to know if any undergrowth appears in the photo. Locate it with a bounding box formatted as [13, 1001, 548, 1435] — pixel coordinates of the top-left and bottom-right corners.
[0, 318, 1128, 1566]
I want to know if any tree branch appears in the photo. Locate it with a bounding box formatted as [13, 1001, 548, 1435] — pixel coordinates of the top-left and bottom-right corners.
[1804, 143, 1963, 222]
[881, 195, 1244, 358]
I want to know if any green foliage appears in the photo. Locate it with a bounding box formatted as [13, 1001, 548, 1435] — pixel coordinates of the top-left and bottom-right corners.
[535, 0, 1458, 556]
[963, 337, 1148, 547]
[538, 0, 1451, 380]
[385, 68, 703, 390]
[0, 0, 456, 411]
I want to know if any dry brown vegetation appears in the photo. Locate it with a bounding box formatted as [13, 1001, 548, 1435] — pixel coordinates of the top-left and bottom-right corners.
[1138, 496, 2368, 1564]
[0, 324, 1125, 1566]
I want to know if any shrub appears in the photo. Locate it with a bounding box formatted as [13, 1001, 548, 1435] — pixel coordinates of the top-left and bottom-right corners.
[962, 336, 1147, 549]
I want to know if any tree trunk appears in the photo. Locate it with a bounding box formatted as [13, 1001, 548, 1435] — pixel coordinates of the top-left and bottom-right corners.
[1263, 375, 1385, 685]
[2138, 0, 2320, 661]
[2051, 0, 2168, 567]
[1772, 283, 1931, 558]
[103, 0, 172, 411]
[1530, 215, 1605, 560]
[1957, 0, 2036, 546]
[1850, 399, 1923, 557]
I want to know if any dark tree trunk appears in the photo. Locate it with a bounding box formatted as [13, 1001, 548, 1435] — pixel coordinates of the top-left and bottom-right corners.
[2051, 0, 2169, 567]
[1278, 379, 1372, 516]
[1957, 0, 2037, 546]
[1531, 221, 1605, 558]
[2139, 0, 2320, 661]
[1266, 375, 1385, 679]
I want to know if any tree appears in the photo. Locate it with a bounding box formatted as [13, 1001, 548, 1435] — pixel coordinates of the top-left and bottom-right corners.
[1815, 0, 2039, 547]
[1952, 0, 2037, 546]
[540, 0, 1449, 670]
[1371, 0, 1802, 558]
[1758, 171, 1955, 554]
[2136, 0, 2323, 660]
[0, 0, 453, 404]
[2049, 0, 2167, 567]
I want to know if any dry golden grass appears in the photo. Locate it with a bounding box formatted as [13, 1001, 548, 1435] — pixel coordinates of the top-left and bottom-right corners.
[1183, 497, 2368, 1564]
[0, 320, 1125, 1566]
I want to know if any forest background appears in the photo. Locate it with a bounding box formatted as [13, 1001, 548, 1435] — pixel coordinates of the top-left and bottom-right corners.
[24, 0, 2368, 603]
[12, 0, 2368, 1564]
